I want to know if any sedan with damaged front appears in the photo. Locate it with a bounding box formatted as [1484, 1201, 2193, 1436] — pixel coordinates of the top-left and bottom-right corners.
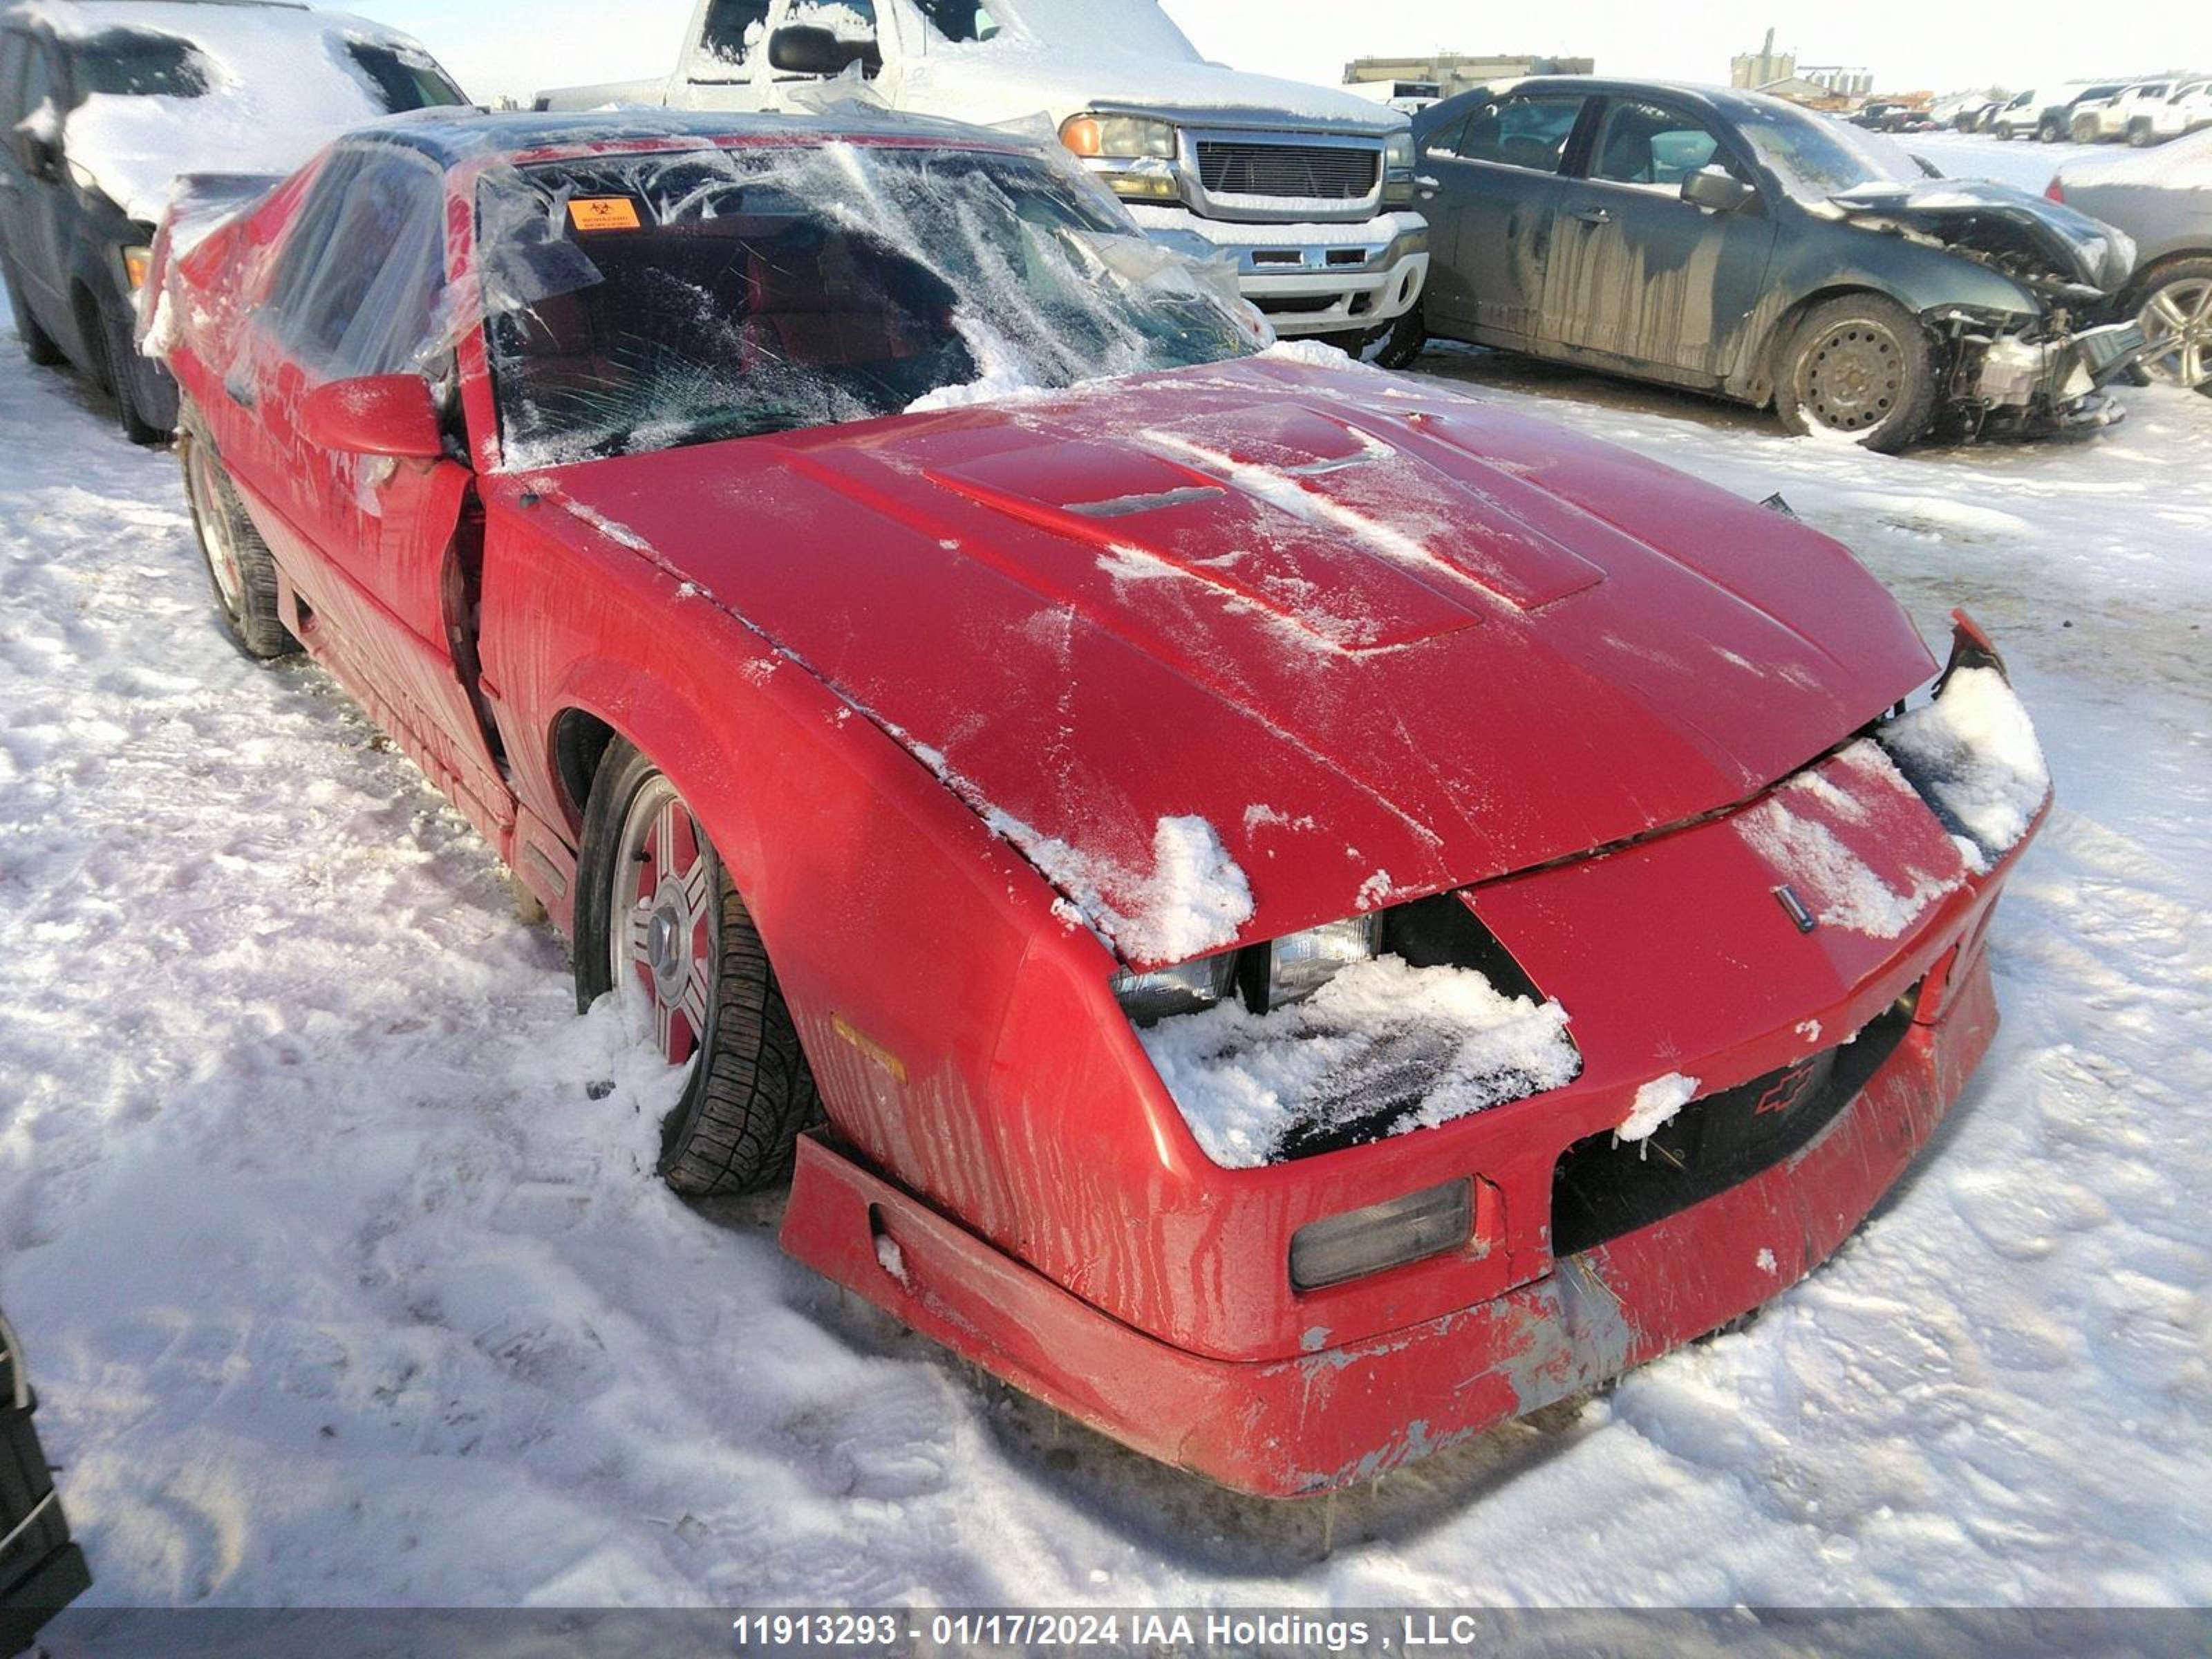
[1409, 78, 2147, 450]
[149, 109, 2050, 1498]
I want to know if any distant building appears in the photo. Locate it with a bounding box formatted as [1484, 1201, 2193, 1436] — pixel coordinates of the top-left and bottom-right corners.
[1343, 53, 1594, 100]
[1798, 64, 1876, 96]
[1731, 28, 1794, 91]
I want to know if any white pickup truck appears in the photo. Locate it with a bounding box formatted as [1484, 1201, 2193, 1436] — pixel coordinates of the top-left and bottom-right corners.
[536, 0, 1430, 355]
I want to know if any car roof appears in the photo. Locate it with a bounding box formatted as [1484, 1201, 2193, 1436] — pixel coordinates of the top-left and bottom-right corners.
[349, 107, 1030, 170]
[1424, 75, 1793, 124]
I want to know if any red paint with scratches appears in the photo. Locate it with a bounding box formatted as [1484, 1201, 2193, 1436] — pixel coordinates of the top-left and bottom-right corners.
[153, 117, 2044, 1497]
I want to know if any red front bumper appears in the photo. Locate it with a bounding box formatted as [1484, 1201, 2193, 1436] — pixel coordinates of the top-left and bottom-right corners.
[782, 944, 2000, 1498]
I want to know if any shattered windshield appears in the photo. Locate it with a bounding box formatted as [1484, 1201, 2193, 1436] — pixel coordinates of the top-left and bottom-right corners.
[1731, 97, 1929, 204]
[478, 142, 1259, 469]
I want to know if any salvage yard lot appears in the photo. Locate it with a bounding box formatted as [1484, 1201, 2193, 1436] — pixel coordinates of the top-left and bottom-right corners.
[1, 262, 2208, 1609]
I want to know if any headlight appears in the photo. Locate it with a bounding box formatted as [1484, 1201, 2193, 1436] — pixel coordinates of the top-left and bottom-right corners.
[1112, 951, 1237, 1025]
[1385, 131, 1416, 173]
[1060, 112, 1179, 160]
[1291, 1179, 1472, 1291]
[122, 245, 153, 292]
[1241, 915, 1385, 1013]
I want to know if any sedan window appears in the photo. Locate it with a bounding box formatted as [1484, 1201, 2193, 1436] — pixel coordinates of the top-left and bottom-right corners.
[1591, 101, 1746, 189]
[1452, 93, 1588, 174]
[344, 42, 467, 113]
[1730, 95, 1924, 205]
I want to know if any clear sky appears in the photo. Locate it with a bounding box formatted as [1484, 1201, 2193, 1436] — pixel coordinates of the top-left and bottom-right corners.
[341, 0, 2210, 110]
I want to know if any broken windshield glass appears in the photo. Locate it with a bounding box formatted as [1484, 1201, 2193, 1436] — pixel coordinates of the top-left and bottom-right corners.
[478, 140, 1261, 469]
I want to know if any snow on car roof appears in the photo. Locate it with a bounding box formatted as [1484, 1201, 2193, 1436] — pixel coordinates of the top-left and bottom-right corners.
[373, 106, 1034, 169]
[7, 0, 458, 224]
[2061, 126, 2212, 191]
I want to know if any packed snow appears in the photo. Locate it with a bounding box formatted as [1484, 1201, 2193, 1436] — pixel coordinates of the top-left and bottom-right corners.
[1617, 1074, 1700, 1145]
[10, 0, 455, 226]
[1139, 956, 1579, 1170]
[1004, 812, 1254, 968]
[1880, 666, 2054, 871]
[3, 223, 2210, 1613]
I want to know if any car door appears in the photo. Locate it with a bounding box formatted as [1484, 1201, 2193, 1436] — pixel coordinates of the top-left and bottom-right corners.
[1552, 96, 1779, 387]
[1415, 88, 1593, 347]
[1, 35, 73, 339]
[673, 0, 773, 111]
[233, 143, 507, 819]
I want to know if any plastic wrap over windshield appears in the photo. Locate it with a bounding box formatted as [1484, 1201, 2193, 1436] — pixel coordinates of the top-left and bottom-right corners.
[474, 140, 1264, 471]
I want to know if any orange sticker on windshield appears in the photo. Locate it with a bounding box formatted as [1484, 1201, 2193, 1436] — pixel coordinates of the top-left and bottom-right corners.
[568, 197, 643, 233]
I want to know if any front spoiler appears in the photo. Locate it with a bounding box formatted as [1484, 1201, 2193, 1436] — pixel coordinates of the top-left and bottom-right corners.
[782, 946, 2004, 1499]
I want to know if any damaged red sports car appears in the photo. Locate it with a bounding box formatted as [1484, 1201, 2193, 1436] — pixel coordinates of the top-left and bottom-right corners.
[149, 111, 2051, 1497]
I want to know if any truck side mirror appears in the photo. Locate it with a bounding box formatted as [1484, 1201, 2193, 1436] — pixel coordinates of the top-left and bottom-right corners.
[768, 25, 851, 77]
[1681, 165, 1756, 215]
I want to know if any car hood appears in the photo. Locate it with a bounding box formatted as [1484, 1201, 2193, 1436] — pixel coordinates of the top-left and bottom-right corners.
[890, 46, 1405, 135]
[1832, 178, 2135, 290]
[521, 357, 1936, 966]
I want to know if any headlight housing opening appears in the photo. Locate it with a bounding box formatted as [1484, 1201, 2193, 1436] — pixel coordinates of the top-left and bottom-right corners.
[1112, 915, 1387, 1026]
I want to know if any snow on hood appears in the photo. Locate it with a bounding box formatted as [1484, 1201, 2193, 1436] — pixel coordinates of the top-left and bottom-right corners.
[516, 355, 1939, 965]
[11, 0, 453, 224]
[894, 30, 1403, 133]
[1828, 177, 2135, 291]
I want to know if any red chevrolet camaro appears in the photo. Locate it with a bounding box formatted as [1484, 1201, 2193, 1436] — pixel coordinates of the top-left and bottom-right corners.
[150, 111, 2050, 1497]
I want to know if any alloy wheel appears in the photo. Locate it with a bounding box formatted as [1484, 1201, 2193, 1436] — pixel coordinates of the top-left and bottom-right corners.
[609, 774, 720, 1068]
[2139, 277, 2212, 391]
[186, 442, 247, 619]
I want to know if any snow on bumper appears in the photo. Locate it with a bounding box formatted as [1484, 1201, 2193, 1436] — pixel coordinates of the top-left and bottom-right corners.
[1127, 206, 1430, 336]
[782, 941, 2005, 1497]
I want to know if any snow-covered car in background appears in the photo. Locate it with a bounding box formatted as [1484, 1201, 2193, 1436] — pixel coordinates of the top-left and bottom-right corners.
[2135, 77, 2212, 146]
[149, 108, 2052, 1498]
[0, 0, 466, 443]
[2070, 80, 2180, 144]
[1929, 91, 1996, 132]
[535, 0, 1430, 362]
[1989, 82, 2126, 142]
[1, 1309, 89, 1656]
[2051, 129, 2212, 393]
[1409, 79, 2148, 450]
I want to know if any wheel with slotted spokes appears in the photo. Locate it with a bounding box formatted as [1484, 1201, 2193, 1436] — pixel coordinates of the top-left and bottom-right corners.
[1775, 294, 1938, 452]
[574, 744, 821, 1197]
[2135, 260, 2212, 397]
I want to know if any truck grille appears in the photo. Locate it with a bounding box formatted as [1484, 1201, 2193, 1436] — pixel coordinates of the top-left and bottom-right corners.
[1197, 141, 1379, 200]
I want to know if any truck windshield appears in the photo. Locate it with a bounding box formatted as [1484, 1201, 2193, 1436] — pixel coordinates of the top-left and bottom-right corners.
[480, 143, 1257, 469]
[1730, 97, 1929, 204]
[66, 29, 212, 99]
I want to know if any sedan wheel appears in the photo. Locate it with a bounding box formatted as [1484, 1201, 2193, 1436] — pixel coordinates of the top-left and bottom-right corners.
[574, 743, 823, 1197]
[2136, 263, 2212, 395]
[180, 424, 299, 661]
[1775, 294, 1938, 452]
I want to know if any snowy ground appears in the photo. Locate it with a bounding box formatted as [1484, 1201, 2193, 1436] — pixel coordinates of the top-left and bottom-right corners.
[1, 263, 2208, 1616]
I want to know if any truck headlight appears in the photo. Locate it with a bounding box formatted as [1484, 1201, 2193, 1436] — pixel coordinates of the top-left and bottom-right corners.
[1291, 1179, 1472, 1291]
[1112, 952, 1236, 1025]
[1061, 113, 1178, 161]
[1385, 131, 1416, 172]
[1241, 916, 1385, 1013]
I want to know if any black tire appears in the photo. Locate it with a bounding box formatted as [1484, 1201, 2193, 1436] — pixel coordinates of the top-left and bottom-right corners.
[1, 251, 65, 366]
[180, 418, 299, 662]
[2130, 256, 2212, 398]
[1313, 307, 1427, 371]
[574, 744, 822, 1197]
[2127, 120, 2157, 149]
[1774, 294, 1938, 453]
[96, 297, 171, 447]
[2038, 115, 2065, 143]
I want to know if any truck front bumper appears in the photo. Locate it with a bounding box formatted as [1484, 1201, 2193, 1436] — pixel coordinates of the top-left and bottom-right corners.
[1127, 207, 1430, 337]
[782, 941, 2004, 1499]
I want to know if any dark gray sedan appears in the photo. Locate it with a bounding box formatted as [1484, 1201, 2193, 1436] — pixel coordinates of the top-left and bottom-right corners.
[2052, 131, 2212, 395]
[1408, 78, 2148, 450]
